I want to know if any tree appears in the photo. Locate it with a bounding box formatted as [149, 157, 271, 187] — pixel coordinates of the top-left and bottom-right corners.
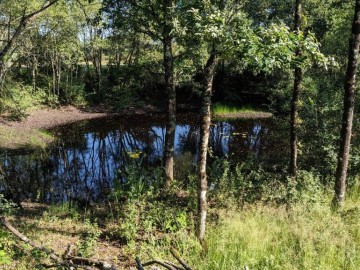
[76, 0, 106, 96]
[163, 0, 176, 188]
[182, 1, 327, 242]
[181, 1, 255, 242]
[103, 0, 177, 187]
[289, 0, 302, 178]
[333, 0, 360, 206]
[0, 0, 59, 85]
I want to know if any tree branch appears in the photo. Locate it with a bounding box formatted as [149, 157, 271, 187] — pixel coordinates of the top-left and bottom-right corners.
[0, 217, 114, 270]
[170, 247, 192, 270]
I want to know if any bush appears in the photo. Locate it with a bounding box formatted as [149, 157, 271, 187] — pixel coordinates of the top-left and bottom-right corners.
[0, 83, 37, 120]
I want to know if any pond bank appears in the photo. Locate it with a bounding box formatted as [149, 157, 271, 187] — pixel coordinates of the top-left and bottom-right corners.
[0, 104, 167, 150]
[0, 105, 272, 150]
[0, 106, 110, 150]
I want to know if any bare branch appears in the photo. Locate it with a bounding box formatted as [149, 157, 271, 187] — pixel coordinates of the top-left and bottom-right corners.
[170, 247, 192, 270]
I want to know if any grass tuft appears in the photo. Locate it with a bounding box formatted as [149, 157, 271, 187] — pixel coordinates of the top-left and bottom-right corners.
[212, 103, 258, 115]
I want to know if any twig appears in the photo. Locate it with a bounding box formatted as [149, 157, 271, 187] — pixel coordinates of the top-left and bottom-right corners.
[0, 216, 62, 263]
[142, 260, 177, 270]
[0, 216, 112, 270]
[164, 261, 183, 269]
[64, 255, 115, 270]
[170, 247, 192, 270]
[135, 257, 145, 270]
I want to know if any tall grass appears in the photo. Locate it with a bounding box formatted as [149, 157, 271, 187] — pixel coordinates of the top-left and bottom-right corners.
[189, 203, 360, 270]
[212, 102, 258, 115]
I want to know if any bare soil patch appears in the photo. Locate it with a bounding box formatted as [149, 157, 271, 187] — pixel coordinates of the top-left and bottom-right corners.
[0, 106, 110, 150]
[0, 106, 109, 130]
[0, 105, 161, 150]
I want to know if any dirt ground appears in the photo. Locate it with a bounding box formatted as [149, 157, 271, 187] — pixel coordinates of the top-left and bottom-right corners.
[0, 106, 109, 130]
[0, 106, 111, 150]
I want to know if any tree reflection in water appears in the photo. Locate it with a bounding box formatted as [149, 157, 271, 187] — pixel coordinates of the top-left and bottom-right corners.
[0, 114, 284, 202]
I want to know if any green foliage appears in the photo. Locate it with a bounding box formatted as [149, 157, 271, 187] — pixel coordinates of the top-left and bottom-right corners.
[0, 83, 38, 120]
[110, 158, 164, 200]
[0, 194, 18, 266]
[241, 23, 329, 73]
[77, 219, 101, 258]
[207, 158, 287, 206]
[0, 231, 12, 266]
[0, 194, 17, 215]
[107, 197, 194, 253]
[287, 170, 329, 205]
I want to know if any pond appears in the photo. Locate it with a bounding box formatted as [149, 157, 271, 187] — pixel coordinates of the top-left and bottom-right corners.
[0, 113, 287, 203]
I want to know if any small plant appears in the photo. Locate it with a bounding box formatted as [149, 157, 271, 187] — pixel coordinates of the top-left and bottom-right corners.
[77, 219, 101, 258]
[0, 194, 17, 215]
[0, 195, 19, 267]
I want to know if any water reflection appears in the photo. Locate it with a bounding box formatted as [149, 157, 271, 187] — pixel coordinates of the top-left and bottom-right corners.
[0, 114, 282, 202]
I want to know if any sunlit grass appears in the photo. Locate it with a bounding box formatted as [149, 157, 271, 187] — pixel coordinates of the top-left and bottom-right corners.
[4, 172, 360, 269]
[212, 103, 258, 115]
[0, 126, 55, 150]
[189, 202, 360, 270]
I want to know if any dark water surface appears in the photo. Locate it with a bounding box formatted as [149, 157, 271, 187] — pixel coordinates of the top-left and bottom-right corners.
[0, 113, 286, 202]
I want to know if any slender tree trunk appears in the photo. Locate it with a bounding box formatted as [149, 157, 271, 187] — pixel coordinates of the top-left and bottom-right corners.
[0, 64, 7, 87]
[92, 55, 101, 94]
[198, 53, 218, 243]
[333, 0, 360, 206]
[289, 0, 302, 178]
[163, 0, 176, 189]
[57, 59, 61, 96]
[51, 57, 56, 96]
[31, 54, 37, 93]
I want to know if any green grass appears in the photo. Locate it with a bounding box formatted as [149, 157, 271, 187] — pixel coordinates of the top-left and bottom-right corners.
[189, 202, 360, 270]
[212, 103, 258, 115]
[3, 168, 360, 269]
[0, 127, 55, 150]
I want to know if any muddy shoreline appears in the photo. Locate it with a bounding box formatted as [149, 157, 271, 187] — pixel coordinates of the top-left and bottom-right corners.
[0, 105, 272, 150]
[0, 106, 115, 150]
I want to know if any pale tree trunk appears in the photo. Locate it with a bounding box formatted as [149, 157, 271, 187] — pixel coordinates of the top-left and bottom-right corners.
[289, 0, 302, 178]
[57, 57, 61, 96]
[198, 53, 218, 243]
[333, 0, 360, 207]
[164, 0, 176, 189]
[31, 54, 38, 92]
[51, 57, 56, 96]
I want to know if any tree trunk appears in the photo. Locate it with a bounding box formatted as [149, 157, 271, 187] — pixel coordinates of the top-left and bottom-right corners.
[164, 0, 176, 189]
[333, 0, 360, 206]
[31, 54, 37, 93]
[289, 0, 302, 178]
[198, 53, 218, 243]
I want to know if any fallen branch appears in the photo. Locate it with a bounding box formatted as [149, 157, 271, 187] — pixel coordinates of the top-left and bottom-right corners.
[64, 255, 115, 270]
[170, 247, 192, 270]
[0, 216, 114, 270]
[135, 257, 145, 270]
[0, 216, 62, 262]
[135, 247, 191, 270]
[142, 260, 178, 270]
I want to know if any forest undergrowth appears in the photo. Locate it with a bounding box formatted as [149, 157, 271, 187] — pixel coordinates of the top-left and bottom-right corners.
[1, 159, 360, 269]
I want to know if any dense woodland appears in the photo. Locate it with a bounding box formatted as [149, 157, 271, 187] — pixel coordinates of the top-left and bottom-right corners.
[1, 0, 360, 269]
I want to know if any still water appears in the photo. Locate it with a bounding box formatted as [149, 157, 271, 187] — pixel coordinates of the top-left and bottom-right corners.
[0, 113, 286, 202]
